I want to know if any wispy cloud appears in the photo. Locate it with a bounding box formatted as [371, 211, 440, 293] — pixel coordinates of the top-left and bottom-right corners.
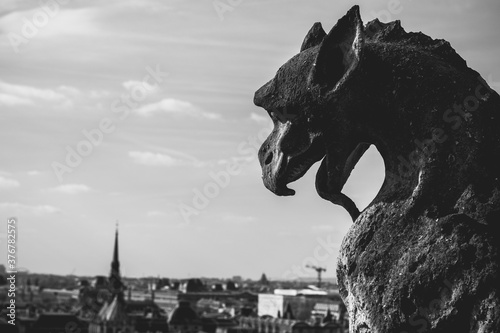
[129, 151, 205, 167]
[0, 93, 33, 106]
[249, 112, 269, 123]
[0, 80, 67, 101]
[27, 170, 41, 176]
[58, 85, 81, 97]
[114, 0, 173, 12]
[0, 176, 20, 189]
[123, 79, 159, 96]
[48, 184, 91, 194]
[0, 202, 60, 215]
[134, 98, 221, 119]
[0, 6, 101, 39]
[0, 80, 77, 107]
[40, 7, 102, 38]
[216, 155, 254, 166]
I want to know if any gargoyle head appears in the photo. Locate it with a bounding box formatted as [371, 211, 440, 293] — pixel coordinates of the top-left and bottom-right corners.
[254, 6, 368, 220]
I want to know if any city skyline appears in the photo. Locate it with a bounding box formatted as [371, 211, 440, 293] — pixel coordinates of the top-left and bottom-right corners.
[1, 0, 499, 279]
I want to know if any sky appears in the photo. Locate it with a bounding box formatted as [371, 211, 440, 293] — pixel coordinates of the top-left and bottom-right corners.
[0, 0, 499, 280]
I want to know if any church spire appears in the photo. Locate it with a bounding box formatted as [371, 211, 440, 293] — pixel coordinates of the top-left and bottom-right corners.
[111, 222, 120, 277]
[110, 222, 123, 295]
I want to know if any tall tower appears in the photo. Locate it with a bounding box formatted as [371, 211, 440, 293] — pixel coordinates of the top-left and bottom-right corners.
[109, 223, 124, 296]
[88, 223, 130, 333]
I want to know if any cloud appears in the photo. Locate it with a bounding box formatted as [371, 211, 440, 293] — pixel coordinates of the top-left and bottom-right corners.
[123, 79, 159, 96]
[249, 112, 269, 123]
[40, 8, 101, 38]
[0, 202, 60, 215]
[114, 0, 173, 11]
[134, 98, 221, 119]
[48, 184, 91, 194]
[0, 6, 101, 40]
[129, 151, 205, 167]
[0, 80, 78, 107]
[57, 85, 81, 97]
[217, 155, 254, 166]
[0, 93, 33, 106]
[0, 80, 66, 101]
[0, 176, 20, 189]
[27, 170, 41, 176]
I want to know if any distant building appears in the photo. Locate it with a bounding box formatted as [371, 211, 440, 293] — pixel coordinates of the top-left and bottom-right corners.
[90, 294, 129, 333]
[257, 293, 345, 323]
[40, 288, 79, 302]
[258, 294, 283, 318]
[26, 313, 88, 333]
[201, 316, 239, 333]
[168, 301, 202, 333]
[179, 278, 206, 293]
[311, 303, 341, 320]
[237, 316, 343, 333]
[178, 290, 257, 315]
[129, 288, 179, 315]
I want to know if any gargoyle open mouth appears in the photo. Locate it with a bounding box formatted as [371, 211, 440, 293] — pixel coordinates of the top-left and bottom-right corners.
[258, 130, 326, 196]
[259, 124, 370, 221]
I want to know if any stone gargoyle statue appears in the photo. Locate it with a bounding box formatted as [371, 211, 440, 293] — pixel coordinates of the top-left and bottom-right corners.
[254, 5, 500, 332]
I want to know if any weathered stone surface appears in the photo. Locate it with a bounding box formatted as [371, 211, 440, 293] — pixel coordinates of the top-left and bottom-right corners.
[254, 5, 500, 332]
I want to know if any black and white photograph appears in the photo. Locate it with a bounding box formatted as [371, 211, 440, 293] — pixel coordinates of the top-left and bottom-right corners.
[1, 0, 499, 332]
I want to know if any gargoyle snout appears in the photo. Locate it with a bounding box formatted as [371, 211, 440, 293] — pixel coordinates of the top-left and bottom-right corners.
[259, 141, 292, 195]
[257, 123, 296, 196]
[254, 79, 274, 108]
[258, 142, 273, 168]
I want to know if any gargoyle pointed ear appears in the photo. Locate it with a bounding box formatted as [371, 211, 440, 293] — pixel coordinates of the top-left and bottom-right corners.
[300, 22, 326, 52]
[310, 5, 364, 90]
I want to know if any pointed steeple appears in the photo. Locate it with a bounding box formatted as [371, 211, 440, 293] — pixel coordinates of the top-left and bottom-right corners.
[109, 222, 123, 295]
[111, 222, 120, 278]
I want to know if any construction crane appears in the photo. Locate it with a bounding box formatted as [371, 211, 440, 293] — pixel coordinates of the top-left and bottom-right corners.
[305, 265, 326, 288]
